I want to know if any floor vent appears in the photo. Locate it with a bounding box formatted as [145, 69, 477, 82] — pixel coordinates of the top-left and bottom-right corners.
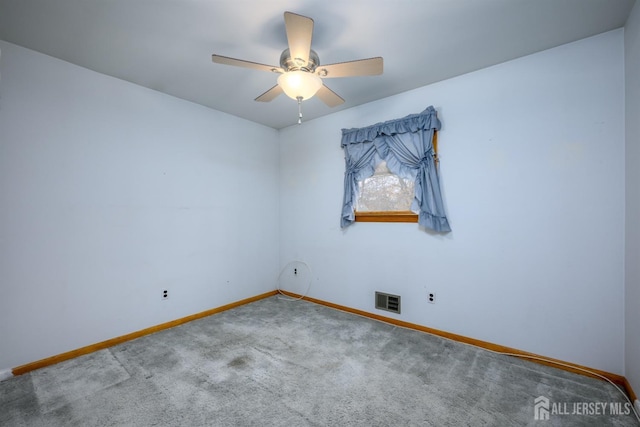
[375, 292, 401, 314]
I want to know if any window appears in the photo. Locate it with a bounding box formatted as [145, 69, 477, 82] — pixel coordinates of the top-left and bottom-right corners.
[354, 160, 418, 223]
[353, 131, 439, 223]
[340, 106, 450, 232]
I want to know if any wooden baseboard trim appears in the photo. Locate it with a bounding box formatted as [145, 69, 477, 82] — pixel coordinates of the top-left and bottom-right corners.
[624, 377, 638, 402]
[277, 290, 632, 397]
[12, 290, 278, 376]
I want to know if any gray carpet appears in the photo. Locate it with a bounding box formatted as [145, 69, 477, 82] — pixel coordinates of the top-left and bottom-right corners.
[1, 296, 638, 426]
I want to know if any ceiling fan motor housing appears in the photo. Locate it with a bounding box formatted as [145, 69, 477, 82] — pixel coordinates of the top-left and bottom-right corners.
[280, 48, 319, 72]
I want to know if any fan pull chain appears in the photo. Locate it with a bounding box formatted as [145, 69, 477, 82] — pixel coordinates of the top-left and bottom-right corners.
[297, 96, 303, 125]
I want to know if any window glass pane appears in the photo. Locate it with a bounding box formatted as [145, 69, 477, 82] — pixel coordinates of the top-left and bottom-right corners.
[356, 161, 414, 212]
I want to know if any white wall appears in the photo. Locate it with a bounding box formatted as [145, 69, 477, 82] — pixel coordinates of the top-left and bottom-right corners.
[625, 1, 640, 398]
[0, 25, 630, 379]
[279, 30, 625, 374]
[0, 41, 280, 370]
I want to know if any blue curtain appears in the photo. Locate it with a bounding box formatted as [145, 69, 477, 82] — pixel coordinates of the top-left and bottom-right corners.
[340, 106, 451, 232]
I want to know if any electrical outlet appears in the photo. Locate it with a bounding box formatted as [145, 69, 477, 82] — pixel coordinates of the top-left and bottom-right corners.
[428, 292, 436, 304]
[162, 289, 169, 300]
[294, 267, 298, 276]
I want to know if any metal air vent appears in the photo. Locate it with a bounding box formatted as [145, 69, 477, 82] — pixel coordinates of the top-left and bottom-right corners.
[375, 292, 401, 314]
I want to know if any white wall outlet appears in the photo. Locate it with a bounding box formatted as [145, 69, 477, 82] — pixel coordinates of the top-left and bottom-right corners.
[162, 289, 169, 300]
[428, 292, 436, 304]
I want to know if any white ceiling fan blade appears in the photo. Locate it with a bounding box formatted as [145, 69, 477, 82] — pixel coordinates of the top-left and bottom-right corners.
[255, 84, 284, 102]
[212, 54, 283, 73]
[316, 57, 383, 78]
[316, 85, 345, 108]
[284, 11, 313, 67]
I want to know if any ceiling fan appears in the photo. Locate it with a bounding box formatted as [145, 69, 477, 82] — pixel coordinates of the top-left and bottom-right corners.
[212, 11, 383, 123]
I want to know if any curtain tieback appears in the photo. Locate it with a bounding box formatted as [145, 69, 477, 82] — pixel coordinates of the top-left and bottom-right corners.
[419, 156, 432, 169]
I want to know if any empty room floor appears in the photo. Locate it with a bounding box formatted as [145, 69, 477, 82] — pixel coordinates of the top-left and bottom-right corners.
[1, 297, 638, 426]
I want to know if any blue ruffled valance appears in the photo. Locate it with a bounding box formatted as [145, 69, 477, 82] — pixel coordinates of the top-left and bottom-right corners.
[340, 106, 451, 233]
[341, 106, 441, 146]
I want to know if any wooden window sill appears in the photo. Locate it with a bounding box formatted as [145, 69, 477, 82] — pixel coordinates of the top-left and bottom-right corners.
[354, 211, 418, 223]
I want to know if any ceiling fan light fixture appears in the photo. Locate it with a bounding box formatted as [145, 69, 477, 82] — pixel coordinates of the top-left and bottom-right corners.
[277, 70, 322, 101]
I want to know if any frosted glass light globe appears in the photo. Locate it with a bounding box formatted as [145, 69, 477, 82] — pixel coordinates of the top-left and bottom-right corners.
[277, 70, 322, 100]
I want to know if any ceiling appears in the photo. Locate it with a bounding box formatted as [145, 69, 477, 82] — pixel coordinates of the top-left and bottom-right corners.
[0, 0, 635, 129]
